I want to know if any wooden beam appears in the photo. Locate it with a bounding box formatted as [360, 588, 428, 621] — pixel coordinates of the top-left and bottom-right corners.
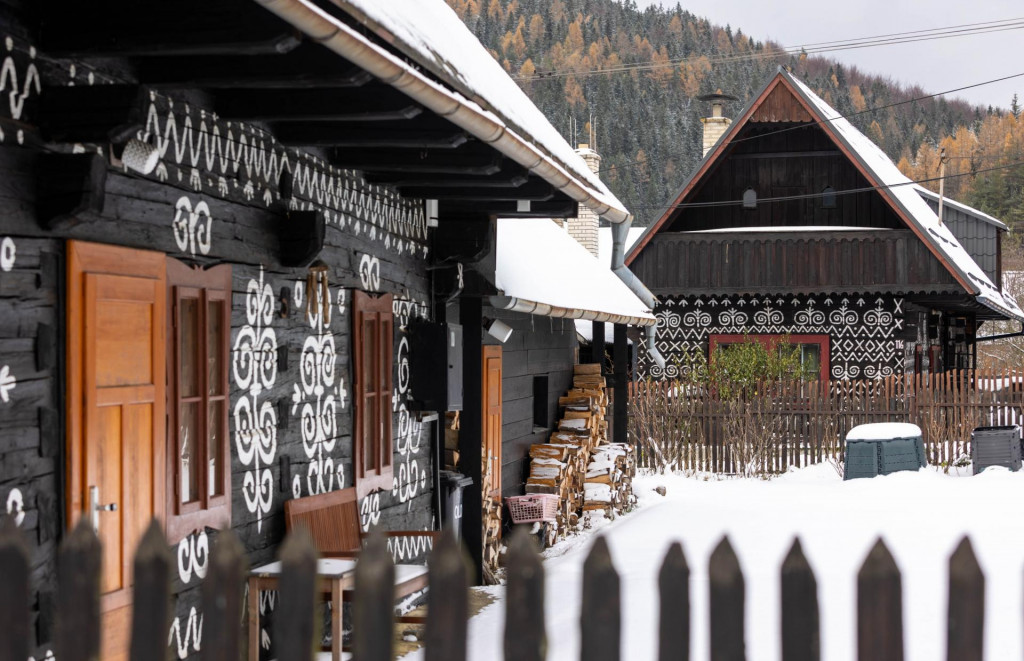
[135, 46, 373, 89]
[397, 178, 555, 201]
[363, 161, 529, 188]
[275, 126, 469, 149]
[214, 87, 422, 122]
[331, 145, 503, 176]
[459, 296, 484, 585]
[35, 153, 107, 230]
[730, 150, 842, 160]
[37, 85, 147, 144]
[42, 2, 301, 57]
[440, 198, 578, 218]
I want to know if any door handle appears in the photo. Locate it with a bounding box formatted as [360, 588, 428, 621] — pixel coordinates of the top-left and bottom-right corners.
[89, 485, 118, 534]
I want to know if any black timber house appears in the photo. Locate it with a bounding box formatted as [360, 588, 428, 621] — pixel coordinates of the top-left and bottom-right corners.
[0, 0, 656, 659]
[626, 69, 1024, 381]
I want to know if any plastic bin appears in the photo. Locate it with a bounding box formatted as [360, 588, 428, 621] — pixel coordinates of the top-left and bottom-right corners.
[505, 494, 559, 524]
[438, 470, 473, 540]
[844, 423, 926, 481]
[971, 425, 1021, 474]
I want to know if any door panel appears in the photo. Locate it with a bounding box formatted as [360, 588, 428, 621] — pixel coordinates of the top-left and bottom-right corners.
[67, 241, 166, 661]
[482, 346, 502, 499]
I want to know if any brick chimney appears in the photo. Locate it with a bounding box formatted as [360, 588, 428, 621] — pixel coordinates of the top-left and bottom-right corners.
[567, 143, 601, 257]
[699, 90, 737, 158]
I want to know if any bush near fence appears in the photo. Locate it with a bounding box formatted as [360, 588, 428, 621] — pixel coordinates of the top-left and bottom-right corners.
[629, 369, 1024, 475]
[0, 517, 989, 661]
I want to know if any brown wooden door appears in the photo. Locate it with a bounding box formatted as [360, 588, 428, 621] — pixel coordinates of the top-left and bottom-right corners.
[67, 241, 166, 661]
[482, 346, 502, 499]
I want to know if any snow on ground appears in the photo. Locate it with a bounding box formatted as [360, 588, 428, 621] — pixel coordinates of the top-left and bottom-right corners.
[400, 463, 1024, 661]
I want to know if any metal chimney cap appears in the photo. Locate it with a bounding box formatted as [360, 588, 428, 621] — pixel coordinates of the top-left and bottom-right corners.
[697, 90, 738, 102]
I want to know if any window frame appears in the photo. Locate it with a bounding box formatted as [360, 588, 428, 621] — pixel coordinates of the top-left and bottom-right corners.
[165, 258, 232, 544]
[352, 290, 395, 499]
[708, 333, 830, 383]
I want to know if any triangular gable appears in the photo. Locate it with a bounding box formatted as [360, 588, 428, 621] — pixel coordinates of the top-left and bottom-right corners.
[625, 69, 1023, 321]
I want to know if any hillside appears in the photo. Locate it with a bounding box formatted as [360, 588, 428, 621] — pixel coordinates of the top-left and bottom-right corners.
[448, 0, 1022, 230]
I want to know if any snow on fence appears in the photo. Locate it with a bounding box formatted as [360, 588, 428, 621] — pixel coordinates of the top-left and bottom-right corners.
[628, 369, 1024, 474]
[0, 519, 986, 661]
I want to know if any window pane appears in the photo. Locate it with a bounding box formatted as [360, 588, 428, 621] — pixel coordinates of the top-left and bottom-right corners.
[208, 400, 224, 497]
[179, 298, 200, 398]
[801, 344, 821, 380]
[363, 395, 377, 472]
[363, 318, 376, 391]
[207, 300, 224, 396]
[179, 402, 200, 504]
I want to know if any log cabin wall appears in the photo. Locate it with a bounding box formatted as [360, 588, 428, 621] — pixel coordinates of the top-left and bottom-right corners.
[919, 197, 1001, 285]
[0, 27, 436, 661]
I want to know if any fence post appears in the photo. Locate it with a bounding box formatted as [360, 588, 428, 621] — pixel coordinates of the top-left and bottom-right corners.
[709, 536, 745, 661]
[0, 519, 30, 661]
[781, 539, 819, 661]
[55, 518, 101, 661]
[580, 536, 620, 661]
[503, 527, 545, 661]
[658, 541, 689, 661]
[857, 539, 903, 661]
[947, 537, 983, 661]
[129, 521, 172, 661]
[201, 530, 245, 661]
[275, 529, 319, 661]
[353, 532, 396, 661]
[425, 532, 470, 661]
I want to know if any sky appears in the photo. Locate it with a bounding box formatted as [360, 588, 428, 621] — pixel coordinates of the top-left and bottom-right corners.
[637, 0, 1023, 111]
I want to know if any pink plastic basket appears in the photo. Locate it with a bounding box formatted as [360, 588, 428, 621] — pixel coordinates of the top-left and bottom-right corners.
[505, 494, 560, 524]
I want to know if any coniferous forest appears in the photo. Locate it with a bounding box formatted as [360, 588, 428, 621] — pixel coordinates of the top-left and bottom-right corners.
[448, 0, 1024, 233]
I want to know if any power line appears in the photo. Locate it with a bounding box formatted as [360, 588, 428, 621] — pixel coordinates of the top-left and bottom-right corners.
[629, 158, 1024, 212]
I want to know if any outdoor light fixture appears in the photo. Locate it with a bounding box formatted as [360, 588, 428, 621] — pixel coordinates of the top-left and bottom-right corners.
[118, 138, 160, 175]
[483, 317, 513, 343]
[425, 199, 439, 228]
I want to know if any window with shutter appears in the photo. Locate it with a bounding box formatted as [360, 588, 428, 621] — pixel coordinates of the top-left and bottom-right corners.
[352, 290, 394, 498]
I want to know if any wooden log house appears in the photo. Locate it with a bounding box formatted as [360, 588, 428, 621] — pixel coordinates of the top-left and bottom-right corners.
[0, 0, 657, 658]
[626, 69, 1024, 381]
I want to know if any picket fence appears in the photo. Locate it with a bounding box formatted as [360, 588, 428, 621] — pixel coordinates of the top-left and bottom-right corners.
[0, 517, 987, 661]
[629, 369, 1024, 473]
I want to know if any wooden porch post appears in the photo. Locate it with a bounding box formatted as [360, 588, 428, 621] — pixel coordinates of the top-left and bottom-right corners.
[592, 321, 605, 368]
[613, 323, 628, 444]
[459, 297, 484, 584]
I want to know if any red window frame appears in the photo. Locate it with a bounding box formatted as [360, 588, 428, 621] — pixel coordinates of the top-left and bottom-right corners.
[352, 290, 394, 499]
[708, 334, 830, 383]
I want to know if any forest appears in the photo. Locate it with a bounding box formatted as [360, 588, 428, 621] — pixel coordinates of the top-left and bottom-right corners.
[446, 0, 1024, 235]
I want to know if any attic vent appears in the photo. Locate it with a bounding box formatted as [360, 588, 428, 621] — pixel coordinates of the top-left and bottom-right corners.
[822, 186, 836, 209]
[742, 187, 757, 209]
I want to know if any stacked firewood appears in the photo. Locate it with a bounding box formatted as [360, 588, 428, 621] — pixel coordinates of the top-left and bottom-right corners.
[482, 491, 502, 576]
[582, 442, 636, 518]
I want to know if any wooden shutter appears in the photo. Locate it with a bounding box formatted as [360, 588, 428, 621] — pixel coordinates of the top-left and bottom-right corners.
[353, 290, 394, 498]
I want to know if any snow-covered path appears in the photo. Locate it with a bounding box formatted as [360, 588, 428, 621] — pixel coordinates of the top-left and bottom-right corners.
[402, 464, 1024, 661]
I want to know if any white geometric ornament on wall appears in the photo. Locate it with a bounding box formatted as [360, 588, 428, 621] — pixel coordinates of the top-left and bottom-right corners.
[358, 254, 381, 292]
[0, 36, 41, 146]
[232, 267, 279, 531]
[6, 487, 24, 526]
[171, 196, 213, 257]
[168, 530, 208, 659]
[0, 237, 15, 403]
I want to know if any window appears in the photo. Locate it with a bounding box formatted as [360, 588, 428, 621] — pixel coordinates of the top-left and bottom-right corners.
[166, 259, 231, 543]
[353, 290, 394, 498]
[821, 186, 837, 209]
[532, 374, 549, 430]
[742, 187, 757, 209]
[709, 334, 830, 383]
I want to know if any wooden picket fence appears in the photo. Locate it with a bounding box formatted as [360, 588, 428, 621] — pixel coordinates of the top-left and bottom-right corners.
[629, 369, 1024, 474]
[0, 517, 988, 661]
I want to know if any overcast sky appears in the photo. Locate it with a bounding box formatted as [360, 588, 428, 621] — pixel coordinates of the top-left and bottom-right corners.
[637, 0, 1023, 110]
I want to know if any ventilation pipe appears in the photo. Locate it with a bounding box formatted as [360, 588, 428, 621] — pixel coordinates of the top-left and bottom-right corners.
[610, 220, 665, 370]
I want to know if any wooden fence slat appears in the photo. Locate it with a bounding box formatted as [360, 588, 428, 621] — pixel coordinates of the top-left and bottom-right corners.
[857, 539, 904, 661]
[947, 537, 984, 661]
[709, 536, 745, 661]
[0, 519, 30, 661]
[503, 527, 545, 661]
[353, 532, 395, 661]
[658, 541, 689, 661]
[55, 518, 101, 661]
[129, 521, 172, 661]
[580, 536, 620, 661]
[425, 532, 470, 661]
[201, 530, 245, 661]
[781, 539, 819, 661]
[275, 529, 319, 661]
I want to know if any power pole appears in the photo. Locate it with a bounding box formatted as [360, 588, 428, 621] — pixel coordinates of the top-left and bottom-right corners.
[936, 147, 949, 226]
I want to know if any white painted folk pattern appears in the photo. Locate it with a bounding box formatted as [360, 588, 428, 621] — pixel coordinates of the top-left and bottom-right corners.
[232, 268, 279, 531]
[358, 254, 381, 292]
[0, 35, 40, 146]
[0, 237, 15, 403]
[6, 487, 24, 526]
[171, 196, 213, 257]
[168, 531, 209, 658]
[392, 298, 430, 513]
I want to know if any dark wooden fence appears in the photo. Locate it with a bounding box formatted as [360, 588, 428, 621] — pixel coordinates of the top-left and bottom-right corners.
[0, 517, 987, 661]
[629, 369, 1024, 474]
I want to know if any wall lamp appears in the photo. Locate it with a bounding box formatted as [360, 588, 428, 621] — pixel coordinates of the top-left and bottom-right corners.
[483, 317, 513, 343]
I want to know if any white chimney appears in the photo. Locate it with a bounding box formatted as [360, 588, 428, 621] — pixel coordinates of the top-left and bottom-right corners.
[567, 143, 601, 257]
[699, 90, 737, 158]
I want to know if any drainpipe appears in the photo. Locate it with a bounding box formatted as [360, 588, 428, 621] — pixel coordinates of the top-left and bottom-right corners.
[610, 220, 666, 370]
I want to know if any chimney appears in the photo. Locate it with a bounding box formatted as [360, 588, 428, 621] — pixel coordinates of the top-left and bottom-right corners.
[698, 90, 738, 158]
[567, 143, 601, 257]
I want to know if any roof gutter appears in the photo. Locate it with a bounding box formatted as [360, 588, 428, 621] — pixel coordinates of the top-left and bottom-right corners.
[610, 220, 666, 370]
[253, 0, 631, 224]
[488, 295, 656, 328]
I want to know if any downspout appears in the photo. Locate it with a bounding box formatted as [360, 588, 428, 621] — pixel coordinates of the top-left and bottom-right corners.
[610, 220, 666, 370]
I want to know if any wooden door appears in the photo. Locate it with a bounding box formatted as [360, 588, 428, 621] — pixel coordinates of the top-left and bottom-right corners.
[482, 346, 502, 499]
[67, 241, 166, 661]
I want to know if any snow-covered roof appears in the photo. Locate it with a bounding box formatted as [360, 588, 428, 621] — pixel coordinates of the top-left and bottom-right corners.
[495, 219, 655, 325]
[846, 422, 922, 441]
[686, 226, 888, 234]
[784, 72, 1023, 322]
[913, 185, 1008, 230]
[333, 0, 626, 220]
[596, 227, 644, 267]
